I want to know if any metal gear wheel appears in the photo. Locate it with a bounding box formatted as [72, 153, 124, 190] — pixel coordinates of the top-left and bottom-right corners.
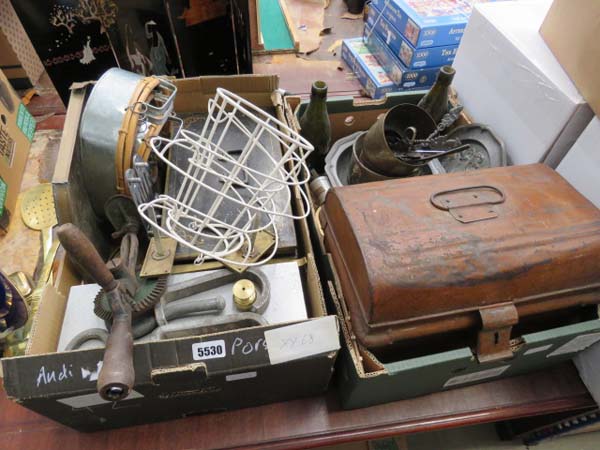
[94, 275, 167, 321]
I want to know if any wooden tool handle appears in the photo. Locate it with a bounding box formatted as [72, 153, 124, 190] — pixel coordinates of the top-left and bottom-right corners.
[97, 291, 134, 401]
[56, 223, 117, 292]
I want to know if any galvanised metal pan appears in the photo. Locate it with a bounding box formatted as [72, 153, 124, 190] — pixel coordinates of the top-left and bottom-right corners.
[79, 68, 176, 218]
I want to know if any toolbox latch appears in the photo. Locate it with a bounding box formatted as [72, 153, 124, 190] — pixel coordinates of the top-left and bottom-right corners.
[476, 303, 519, 363]
[430, 185, 505, 223]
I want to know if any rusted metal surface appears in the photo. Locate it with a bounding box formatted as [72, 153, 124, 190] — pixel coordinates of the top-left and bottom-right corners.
[322, 164, 600, 351]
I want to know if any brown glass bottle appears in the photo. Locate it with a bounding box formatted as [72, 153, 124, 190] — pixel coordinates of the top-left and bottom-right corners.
[417, 65, 456, 123]
[299, 81, 331, 173]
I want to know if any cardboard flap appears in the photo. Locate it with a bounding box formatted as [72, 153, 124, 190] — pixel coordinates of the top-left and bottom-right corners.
[174, 75, 279, 113]
[2, 316, 340, 400]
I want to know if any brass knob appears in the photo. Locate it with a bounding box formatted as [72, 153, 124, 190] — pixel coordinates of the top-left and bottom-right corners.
[8, 272, 33, 298]
[233, 279, 256, 311]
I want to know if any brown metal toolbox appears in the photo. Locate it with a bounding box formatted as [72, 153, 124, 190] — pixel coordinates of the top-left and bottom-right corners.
[321, 163, 600, 362]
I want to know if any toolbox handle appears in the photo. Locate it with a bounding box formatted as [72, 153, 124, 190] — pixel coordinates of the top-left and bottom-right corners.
[430, 185, 505, 223]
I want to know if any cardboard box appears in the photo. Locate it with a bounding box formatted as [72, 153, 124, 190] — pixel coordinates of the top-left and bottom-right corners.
[369, 0, 500, 48]
[452, 0, 594, 168]
[556, 117, 600, 209]
[363, 32, 439, 89]
[0, 69, 35, 234]
[0, 0, 44, 90]
[366, 4, 459, 68]
[0, 31, 32, 90]
[283, 91, 600, 410]
[1, 75, 340, 431]
[540, 0, 600, 118]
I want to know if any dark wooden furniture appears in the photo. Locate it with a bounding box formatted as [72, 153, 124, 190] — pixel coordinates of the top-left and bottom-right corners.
[1, 363, 593, 449]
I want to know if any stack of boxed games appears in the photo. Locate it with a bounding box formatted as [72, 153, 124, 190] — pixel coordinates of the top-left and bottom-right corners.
[341, 37, 437, 99]
[342, 0, 499, 98]
[341, 38, 400, 99]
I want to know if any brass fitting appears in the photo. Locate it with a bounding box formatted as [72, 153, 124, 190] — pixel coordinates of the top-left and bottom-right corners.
[233, 279, 257, 311]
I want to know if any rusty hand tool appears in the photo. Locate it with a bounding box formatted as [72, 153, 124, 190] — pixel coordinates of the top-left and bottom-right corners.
[57, 223, 134, 401]
[397, 144, 472, 162]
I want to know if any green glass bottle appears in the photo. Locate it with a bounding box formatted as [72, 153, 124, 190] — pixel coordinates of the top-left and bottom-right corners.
[417, 65, 456, 124]
[299, 81, 332, 173]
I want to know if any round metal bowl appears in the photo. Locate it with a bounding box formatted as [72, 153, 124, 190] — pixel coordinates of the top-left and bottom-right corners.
[360, 103, 436, 177]
[325, 132, 428, 187]
[324, 132, 362, 187]
[349, 132, 398, 184]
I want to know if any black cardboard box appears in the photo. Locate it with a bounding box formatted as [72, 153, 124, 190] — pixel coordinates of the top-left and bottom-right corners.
[1, 74, 339, 431]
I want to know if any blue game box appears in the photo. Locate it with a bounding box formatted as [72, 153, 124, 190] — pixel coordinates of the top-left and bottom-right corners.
[342, 38, 437, 98]
[369, 0, 499, 48]
[366, 4, 458, 68]
[341, 38, 397, 99]
[362, 33, 439, 89]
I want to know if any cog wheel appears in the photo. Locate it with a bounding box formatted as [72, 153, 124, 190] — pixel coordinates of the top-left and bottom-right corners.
[94, 275, 167, 321]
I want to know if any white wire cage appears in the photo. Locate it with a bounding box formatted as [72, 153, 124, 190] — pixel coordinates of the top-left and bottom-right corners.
[138, 88, 314, 267]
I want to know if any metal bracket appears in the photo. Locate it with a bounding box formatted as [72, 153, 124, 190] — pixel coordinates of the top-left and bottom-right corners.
[476, 303, 519, 363]
[222, 230, 276, 274]
[431, 185, 505, 223]
[141, 237, 178, 277]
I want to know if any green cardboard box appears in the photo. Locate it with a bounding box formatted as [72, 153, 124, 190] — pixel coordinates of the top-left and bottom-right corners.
[284, 91, 600, 409]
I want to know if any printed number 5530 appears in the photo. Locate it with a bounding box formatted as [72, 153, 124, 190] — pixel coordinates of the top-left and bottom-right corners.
[192, 340, 226, 361]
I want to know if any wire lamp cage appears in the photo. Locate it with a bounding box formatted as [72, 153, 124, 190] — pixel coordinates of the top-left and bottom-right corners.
[137, 88, 314, 267]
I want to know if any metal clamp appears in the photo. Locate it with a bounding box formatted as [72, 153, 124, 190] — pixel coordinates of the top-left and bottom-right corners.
[141, 77, 177, 125]
[430, 185, 505, 223]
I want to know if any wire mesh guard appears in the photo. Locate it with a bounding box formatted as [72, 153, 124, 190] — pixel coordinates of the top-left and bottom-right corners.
[138, 88, 314, 267]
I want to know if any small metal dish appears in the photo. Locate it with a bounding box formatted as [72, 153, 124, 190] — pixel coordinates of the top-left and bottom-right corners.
[439, 124, 507, 172]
